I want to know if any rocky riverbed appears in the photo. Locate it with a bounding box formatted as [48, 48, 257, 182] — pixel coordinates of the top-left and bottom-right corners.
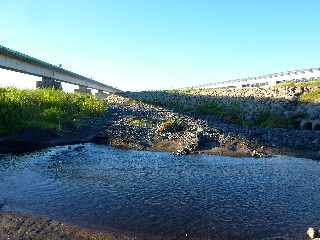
[0, 212, 152, 240]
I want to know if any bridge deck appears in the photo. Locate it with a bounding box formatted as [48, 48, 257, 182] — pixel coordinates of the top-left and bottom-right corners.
[0, 45, 120, 93]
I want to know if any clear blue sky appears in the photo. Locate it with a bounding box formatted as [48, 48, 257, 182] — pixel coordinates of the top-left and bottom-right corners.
[1, 0, 320, 90]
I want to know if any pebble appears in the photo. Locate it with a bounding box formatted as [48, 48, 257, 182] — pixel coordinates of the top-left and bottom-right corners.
[307, 227, 319, 239]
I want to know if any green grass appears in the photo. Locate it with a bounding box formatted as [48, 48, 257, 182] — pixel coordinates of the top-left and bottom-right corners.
[0, 88, 106, 134]
[275, 79, 320, 103]
[193, 100, 223, 116]
[299, 89, 320, 103]
[191, 100, 300, 128]
[276, 79, 320, 88]
[252, 110, 294, 128]
[165, 88, 199, 95]
[162, 118, 177, 126]
[127, 98, 143, 105]
[192, 100, 244, 124]
[127, 118, 149, 127]
[157, 118, 178, 133]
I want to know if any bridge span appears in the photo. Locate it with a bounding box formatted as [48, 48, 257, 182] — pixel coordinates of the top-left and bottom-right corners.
[0, 45, 121, 97]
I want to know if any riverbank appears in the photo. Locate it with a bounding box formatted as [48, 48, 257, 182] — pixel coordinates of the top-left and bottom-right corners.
[1, 91, 319, 159]
[0, 93, 269, 158]
[0, 212, 142, 240]
[118, 83, 320, 159]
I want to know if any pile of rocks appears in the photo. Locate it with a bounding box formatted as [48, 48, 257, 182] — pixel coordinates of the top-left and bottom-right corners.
[110, 85, 320, 159]
[93, 95, 267, 157]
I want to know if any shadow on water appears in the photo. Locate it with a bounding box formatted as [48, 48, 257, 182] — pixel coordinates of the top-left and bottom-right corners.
[0, 143, 320, 239]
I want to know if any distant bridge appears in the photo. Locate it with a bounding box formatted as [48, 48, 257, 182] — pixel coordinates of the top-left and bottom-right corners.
[199, 67, 320, 89]
[0, 45, 121, 97]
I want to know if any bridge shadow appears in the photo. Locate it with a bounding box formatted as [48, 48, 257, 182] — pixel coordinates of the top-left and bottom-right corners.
[121, 89, 320, 158]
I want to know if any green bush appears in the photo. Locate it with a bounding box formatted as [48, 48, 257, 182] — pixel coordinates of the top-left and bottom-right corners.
[222, 102, 242, 124]
[277, 79, 320, 88]
[193, 100, 223, 116]
[192, 100, 297, 128]
[0, 88, 106, 134]
[127, 98, 143, 105]
[192, 100, 245, 125]
[127, 118, 147, 127]
[253, 110, 294, 128]
[157, 118, 179, 133]
[299, 89, 320, 103]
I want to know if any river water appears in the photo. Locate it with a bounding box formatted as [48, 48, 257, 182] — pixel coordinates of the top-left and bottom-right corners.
[0, 143, 319, 239]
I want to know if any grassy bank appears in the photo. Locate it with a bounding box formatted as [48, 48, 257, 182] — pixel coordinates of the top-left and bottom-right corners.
[170, 80, 320, 127]
[276, 79, 320, 88]
[127, 80, 320, 129]
[276, 79, 320, 103]
[0, 88, 106, 134]
[189, 100, 299, 128]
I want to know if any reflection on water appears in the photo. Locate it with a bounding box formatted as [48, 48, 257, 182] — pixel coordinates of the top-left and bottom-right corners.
[0, 143, 320, 239]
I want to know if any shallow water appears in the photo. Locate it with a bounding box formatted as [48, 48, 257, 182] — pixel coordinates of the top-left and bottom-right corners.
[0, 143, 319, 239]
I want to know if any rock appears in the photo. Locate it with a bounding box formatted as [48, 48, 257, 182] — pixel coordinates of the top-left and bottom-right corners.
[307, 227, 319, 239]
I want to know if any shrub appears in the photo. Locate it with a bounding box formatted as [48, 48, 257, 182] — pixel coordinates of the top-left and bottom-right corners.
[127, 118, 148, 127]
[222, 102, 242, 124]
[275, 79, 320, 88]
[299, 89, 320, 103]
[192, 100, 245, 125]
[0, 88, 106, 134]
[253, 110, 295, 128]
[127, 98, 142, 105]
[193, 100, 223, 116]
[157, 118, 177, 133]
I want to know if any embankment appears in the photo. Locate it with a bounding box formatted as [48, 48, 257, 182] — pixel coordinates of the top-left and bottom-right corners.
[0, 84, 319, 159]
[119, 83, 320, 159]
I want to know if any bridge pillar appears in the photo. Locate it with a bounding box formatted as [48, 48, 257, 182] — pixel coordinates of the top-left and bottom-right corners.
[36, 77, 62, 90]
[95, 90, 110, 100]
[75, 86, 92, 95]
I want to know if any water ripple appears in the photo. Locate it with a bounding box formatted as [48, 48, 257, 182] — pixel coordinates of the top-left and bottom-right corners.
[0, 143, 320, 239]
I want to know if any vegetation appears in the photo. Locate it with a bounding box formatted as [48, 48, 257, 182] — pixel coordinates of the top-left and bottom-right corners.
[127, 98, 143, 105]
[193, 100, 223, 116]
[186, 100, 301, 129]
[0, 88, 106, 134]
[275, 79, 320, 88]
[275, 79, 320, 103]
[192, 100, 244, 125]
[127, 118, 150, 127]
[165, 87, 199, 95]
[252, 110, 296, 128]
[299, 89, 320, 103]
[157, 118, 177, 133]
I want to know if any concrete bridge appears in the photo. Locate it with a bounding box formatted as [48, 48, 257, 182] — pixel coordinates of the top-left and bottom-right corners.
[0, 45, 121, 98]
[200, 67, 320, 89]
